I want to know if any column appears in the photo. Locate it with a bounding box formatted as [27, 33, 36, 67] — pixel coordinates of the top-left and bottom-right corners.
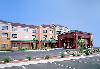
[29, 42, 32, 49]
[58, 38, 62, 48]
[60, 39, 65, 48]
[66, 38, 70, 49]
[38, 41, 42, 49]
[10, 41, 12, 48]
[47, 43, 50, 48]
[19, 42, 22, 49]
[73, 33, 78, 49]
[88, 38, 91, 48]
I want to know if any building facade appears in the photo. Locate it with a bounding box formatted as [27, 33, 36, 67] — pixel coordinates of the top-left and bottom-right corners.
[0, 20, 94, 50]
[0, 20, 69, 50]
[0, 22, 12, 50]
[52, 24, 69, 40]
[11, 24, 39, 50]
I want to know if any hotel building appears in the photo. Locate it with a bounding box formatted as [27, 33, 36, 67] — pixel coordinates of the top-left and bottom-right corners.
[0, 20, 69, 50]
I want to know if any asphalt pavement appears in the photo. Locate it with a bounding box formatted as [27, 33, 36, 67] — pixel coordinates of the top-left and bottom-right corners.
[0, 49, 66, 60]
[1, 55, 100, 69]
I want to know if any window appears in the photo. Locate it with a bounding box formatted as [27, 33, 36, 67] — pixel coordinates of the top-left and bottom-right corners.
[43, 35, 47, 37]
[59, 27, 62, 30]
[43, 30, 47, 33]
[12, 27, 17, 31]
[2, 44, 8, 48]
[56, 31, 61, 34]
[43, 35, 47, 40]
[2, 33, 8, 37]
[24, 28, 28, 32]
[50, 36, 54, 39]
[12, 43, 17, 47]
[50, 30, 53, 34]
[32, 35, 38, 41]
[2, 26, 8, 30]
[64, 28, 66, 31]
[32, 30, 36, 33]
[12, 34, 17, 38]
[32, 35, 36, 38]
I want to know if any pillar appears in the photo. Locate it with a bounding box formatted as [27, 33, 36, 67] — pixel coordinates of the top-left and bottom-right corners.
[38, 41, 42, 49]
[88, 38, 91, 48]
[91, 35, 93, 48]
[66, 38, 70, 49]
[29, 42, 32, 49]
[19, 42, 22, 49]
[68, 43, 70, 49]
[10, 41, 12, 48]
[60, 39, 65, 48]
[73, 33, 78, 49]
[47, 43, 50, 48]
[58, 37, 62, 48]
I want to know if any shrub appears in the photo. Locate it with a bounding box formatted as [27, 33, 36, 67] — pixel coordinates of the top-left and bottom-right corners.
[90, 52, 93, 54]
[41, 46, 46, 50]
[60, 52, 65, 58]
[84, 50, 90, 55]
[71, 53, 76, 56]
[19, 48, 27, 52]
[45, 55, 50, 59]
[77, 54, 80, 56]
[26, 56, 32, 61]
[98, 49, 100, 52]
[3, 57, 12, 63]
[96, 49, 100, 52]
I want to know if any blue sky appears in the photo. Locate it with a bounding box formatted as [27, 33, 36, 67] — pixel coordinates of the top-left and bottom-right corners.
[0, 0, 100, 47]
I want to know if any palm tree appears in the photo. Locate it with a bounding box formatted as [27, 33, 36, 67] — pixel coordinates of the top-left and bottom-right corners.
[78, 38, 86, 53]
[50, 37, 56, 48]
[33, 37, 38, 41]
[32, 37, 38, 49]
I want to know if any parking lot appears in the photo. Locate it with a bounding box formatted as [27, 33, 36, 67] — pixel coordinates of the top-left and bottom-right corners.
[0, 49, 66, 60]
[0, 48, 100, 69]
[0, 54, 100, 69]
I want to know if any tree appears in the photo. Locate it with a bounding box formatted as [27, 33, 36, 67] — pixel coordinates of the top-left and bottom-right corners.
[78, 38, 86, 53]
[33, 37, 38, 49]
[33, 37, 38, 41]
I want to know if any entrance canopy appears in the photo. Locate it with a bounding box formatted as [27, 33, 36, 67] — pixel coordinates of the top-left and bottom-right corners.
[58, 30, 93, 49]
